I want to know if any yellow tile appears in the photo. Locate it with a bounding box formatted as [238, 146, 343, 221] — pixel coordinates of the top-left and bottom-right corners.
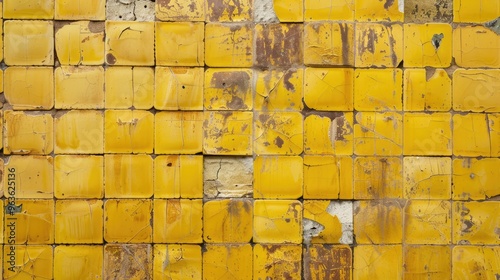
[354, 200, 403, 244]
[453, 113, 499, 157]
[5, 199, 54, 244]
[156, 0, 205, 21]
[205, 23, 253, 67]
[156, 22, 204, 66]
[453, 69, 500, 112]
[305, 0, 353, 20]
[54, 245, 103, 280]
[204, 69, 252, 110]
[304, 155, 353, 199]
[104, 244, 152, 280]
[55, 0, 105, 20]
[3, 245, 53, 279]
[404, 68, 452, 111]
[453, 158, 500, 201]
[155, 111, 203, 154]
[106, 66, 154, 110]
[273, 0, 303, 22]
[154, 244, 202, 280]
[203, 111, 253, 155]
[304, 22, 354, 66]
[255, 24, 303, 67]
[355, 0, 403, 21]
[254, 200, 302, 244]
[105, 21, 154, 66]
[404, 23, 452, 67]
[354, 69, 402, 111]
[55, 200, 103, 244]
[206, 0, 252, 21]
[55, 110, 103, 154]
[254, 244, 302, 280]
[404, 245, 451, 280]
[104, 110, 154, 153]
[54, 155, 103, 199]
[104, 199, 152, 243]
[453, 0, 499, 22]
[355, 23, 403, 67]
[203, 199, 252, 243]
[4, 20, 54, 66]
[404, 200, 451, 244]
[55, 66, 105, 109]
[354, 112, 403, 156]
[4, 67, 54, 110]
[3, 0, 54, 19]
[403, 112, 452, 156]
[4, 111, 53, 155]
[403, 157, 451, 199]
[155, 67, 203, 110]
[0, 159, 3, 197]
[254, 112, 303, 155]
[153, 199, 203, 243]
[254, 156, 303, 199]
[254, 68, 303, 111]
[304, 245, 352, 280]
[303, 112, 354, 155]
[453, 25, 500, 68]
[0, 20, 2, 62]
[304, 68, 353, 111]
[303, 200, 353, 244]
[203, 244, 252, 280]
[105, 154, 153, 198]
[353, 245, 402, 279]
[354, 157, 403, 199]
[4, 155, 53, 198]
[154, 155, 203, 198]
[452, 246, 500, 279]
[55, 21, 104, 66]
[453, 202, 500, 245]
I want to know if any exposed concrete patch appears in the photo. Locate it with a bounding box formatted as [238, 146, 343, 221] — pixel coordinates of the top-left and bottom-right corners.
[326, 201, 354, 244]
[107, 0, 155, 21]
[485, 17, 500, 35]
[303, 219, 325, 244]
[254, 0, 279, 23]
[204, 157, 253, 198]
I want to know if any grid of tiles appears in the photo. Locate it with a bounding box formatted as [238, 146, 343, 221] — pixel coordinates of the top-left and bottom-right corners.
[0, 0, 499, 279]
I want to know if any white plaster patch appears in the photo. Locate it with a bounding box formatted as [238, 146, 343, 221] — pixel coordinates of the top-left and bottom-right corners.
[106, 0, 155, 21]
[398, 0, 404, 13]
[254, 0, 279, 23]
[326, 201, 354, 244]
[203, 157, 253, 198]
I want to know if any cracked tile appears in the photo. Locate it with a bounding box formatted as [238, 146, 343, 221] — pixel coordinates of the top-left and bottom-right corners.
[404, 23, 452, 67]
[155, 22, 204, 66]
[5, 199, 54, 244]
[304, 22, 354, 66]
[354, 200, 404, 244]
[106, 66, 154, 109]
[452, 246, 500, 279]
[253, 200, 302, 244]
[254, 68, 304, 111]
[403, 112, 452, 155]
[453, 25, 500, 68]
[453, 0, 499, 22]
[203, 156, 253, 198]
[354, 157, 403, 199]
[104, 244, 152, 279]
[354, 69, 403, 111]
[153, 199, 203, 243]
[4, 67, 54, 110]
[453, 113, 499, 157]
[54, 66, 105, 109]
[3, 245, 53, 279]
[353, 245, 402, 279]
[304, 68, 354, 111]
[154, 67, 203, 110]
[355, 0, 403, 21]
[55, 200, 103, 243]
[404, 245, 451, 279]
[403, 156, 452, 199]
[355, 23, 403, 67]
[453, 201, 500, 245]
[404, 200, 451, 244]
[303, 200, 353, 244]
[453, 158, 500, 200]
[203, 199, 253, 243]
[403, 68, 452, 111]
[303, 112, 354, 155]
[304, 245, 352, 280]
[104, 199, 152, 243]
[4, 155, 53, 198]
[54, 155, 104, 199]
[254, 244, 302, 279]
[304, 0, 354, 20]
[55, 21, 105, 65]
[255, 23, 303, 67]
[154, 155, 203, 198]
[303, 155, 353, 199]
[54, 245, 103, 279]
[453, 69, 500, 112]
[105, 21, 154, 65]
[254, 112, 303, 155]
[155, 111, 203, 154]
[3, 111, 54, 155]
[354, 112, 403, 156]
[203, 244, 252, 280]
[204, 23, 253, 67]
[254, 156, 303, 199]
[153, 244, 202, 279]
[203, 111, 253, 155]
[204, 69, 252, 110]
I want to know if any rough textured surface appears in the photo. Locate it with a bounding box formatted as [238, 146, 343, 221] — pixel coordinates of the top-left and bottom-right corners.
[203, 157, 253, 198]
[106, 0, 155, 21]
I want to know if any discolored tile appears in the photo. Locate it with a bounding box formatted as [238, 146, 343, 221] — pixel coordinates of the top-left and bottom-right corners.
[204, 69, 252, 110]
[304, 22, 354, 66]
[403, 68, 452, 111]
[303, 112, 354, 155]
[254, 68, 303, 111]
[254, 244, 302, 280]
[355, 23, 403, 68]
[55, 200, 103, 244]
[153, 245, 202, 280]
[404, 245, 451, 279]
[254, 112, 303, 155]
[54, 110, 104, 154]
[203, 157, 253, 198]
[453, 158, 500, 201]
[153, 199, 203, 243]
[354, 200, 404, 244]
[255, 23, 303, 67]
[403, 156, 451, 199]
[203, 244, 252, 280]
[304, 245, 352, 280]
[405, 0, 453, 23]
[54, 155, 103, 199]
[104, 154, 153, 198]
[453, 201, 500, 245]
[354, 157, 403, 199]
[203, 199, 253, 243]
[54, 21, 105, 65]
[254, 200, 303, 244]
[4, 111, 54, 155]
[303, 200, 353, 244]
[203, 111, 253, 155]
[354, 112, 403, 156]
[205, 23, 253, 67]
[104, 244, 152, 279]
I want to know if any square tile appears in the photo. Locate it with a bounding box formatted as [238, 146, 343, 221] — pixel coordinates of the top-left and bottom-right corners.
[54, 155, 103, 199]
[353, 245, 402, 279]
[203, 199, 253, 243]
[303, 112, 354, 155]
[453, 69, 500, 112]
[453, 25, 500, 68]
[303, 200, 353, 244]
[354, 200, 403, 244]
[153, 245, 202, 280]
[4, 111, 53, 155]
[3, 0, 54, 19]
[254, 244, 302, 279]
[55, 0, 105, 20]
[304, 0, 354, 20]
[304, 68, 354, 111]
[355, 0, 403, 21]
[4, 155, 53, 198]
[254, 112, 303, 155]
[403, 112, 452, 155]
[205, 23, 253, 67]
[105, 66, 154, 109]
[304, 22, 354, 66]
[404, 68, 452, 111]
[453, 201, 500, 245]
[403, 156, 451, 199]
[105, 21, 155, 66]
[254, 156, 303, 199]
[303, 155, 353, 199]
[104, 154, 153, 198]
[153, 199, 203, 243]
[4, 67, 54, 110]
[453, 158, 500, 200]
[254, 200, 302, 244]
[404, 245, 451, 279]
[155, 22, 204, 66]
[203, 157, 253, 198]
[255, 23, 303, 67]
[403, 23, 452, 67]
[304, 245, 352, 280]
[203, 111, 253, 155]
[453, 0, 499, 22]
[156, 0, 205, 21]
[355, 23, 403, 67]
[55, 66, 105, 109]
[5, 199, 54, 244]
[404, 200, 452, 244]
[452, 246, 500, 279]
[273, 0, 303, 22]
[206, 0, 252, 21]
[154, 155, 203, 198]
[155, 111, 203, 154]
[404, 0, 453, 22]
[155, 67, 203, 110]
[54, 246, 103, 280]
[55, 200, 103, 244]
[453, 113, 499, 157]
[203, 244, 252, 280]
[104, 244, 152, 279]
[55, 21, 105, 65]
[354, 69, 403, 111]
[4, 20, 54, 66]
[104, 199, 152, 243]
[254, 68, 303, 111]
[104, 110, 154, 153]
[3, 245, 53, 279]
[204, 69, 252, 110]
[354, 112, 403, 156]
[54, 110, 103, 154]
[354, 157, 403, 199]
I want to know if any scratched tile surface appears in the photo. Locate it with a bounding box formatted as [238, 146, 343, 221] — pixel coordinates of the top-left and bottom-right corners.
[1, 0, 500, 279]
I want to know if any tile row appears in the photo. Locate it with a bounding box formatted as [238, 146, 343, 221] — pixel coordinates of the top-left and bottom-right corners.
[2, 198, 499, 245]
[1, 0, 498, 23]
[1, 20, 499, 67]
[3, 244, 499, 279]
[3, 67, 500, 112]
[2, 110, 499, 156]
[2, 155, 499, 200]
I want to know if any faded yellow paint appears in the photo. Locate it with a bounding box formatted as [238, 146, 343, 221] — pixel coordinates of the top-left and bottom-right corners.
[55, 200, 103, 243]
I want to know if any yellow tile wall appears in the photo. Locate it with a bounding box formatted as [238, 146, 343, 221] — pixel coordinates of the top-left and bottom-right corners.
[1, 0, 500, 279]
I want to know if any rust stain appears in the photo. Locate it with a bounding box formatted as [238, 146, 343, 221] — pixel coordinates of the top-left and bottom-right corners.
[88, 21, 104, 33]
[106, 53, 117, 65]
[274, 136, 284, 148]
[255, 24, 303, 67]
[384, 0, 395, 10]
